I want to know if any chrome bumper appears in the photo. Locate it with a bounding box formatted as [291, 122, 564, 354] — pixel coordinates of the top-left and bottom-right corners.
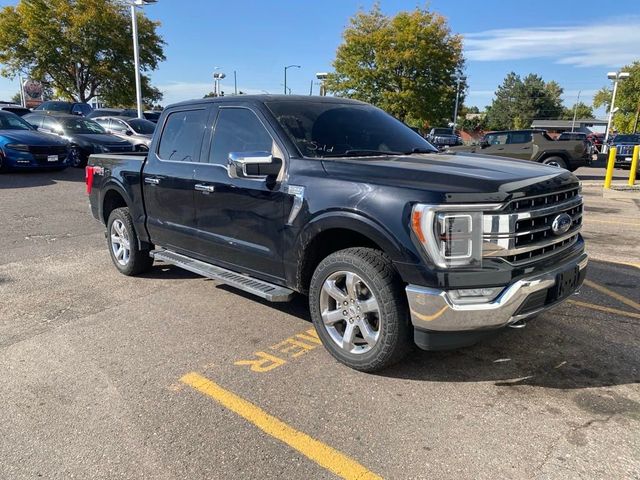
[406, 253, 588, 332]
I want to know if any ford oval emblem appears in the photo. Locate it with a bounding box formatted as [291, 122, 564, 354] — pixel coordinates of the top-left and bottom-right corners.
[551, 213, 572, 235]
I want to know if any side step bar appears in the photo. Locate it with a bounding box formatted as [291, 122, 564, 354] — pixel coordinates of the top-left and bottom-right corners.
[150, 249, 295, 302]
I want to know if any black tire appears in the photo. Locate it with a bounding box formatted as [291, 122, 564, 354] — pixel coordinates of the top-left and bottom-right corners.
[542, 156, 568, 169]
[309, 247, 412, 372]
[70, 145, 86, 168]
[106, 207, 153, 276]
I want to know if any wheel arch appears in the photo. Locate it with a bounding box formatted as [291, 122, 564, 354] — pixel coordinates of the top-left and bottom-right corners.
[293, 212, 408, 294]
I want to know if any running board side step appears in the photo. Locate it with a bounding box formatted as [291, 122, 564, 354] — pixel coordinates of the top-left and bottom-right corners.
[150, 249, 295, 302]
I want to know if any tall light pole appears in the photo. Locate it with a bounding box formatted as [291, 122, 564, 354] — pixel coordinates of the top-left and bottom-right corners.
[316, 72, 328, 96]
[213, 72, 226, 96]
[571, 90, 581, 132]
[129, 0, 157, 118]
[284, 65, 300, 95]
[604, 71, 630, 144]
[452, 74, 466, 131]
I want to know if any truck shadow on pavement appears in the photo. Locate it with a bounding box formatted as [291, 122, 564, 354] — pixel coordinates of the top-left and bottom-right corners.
[210, 261, 639, 392]
[0, 167, 85, 189]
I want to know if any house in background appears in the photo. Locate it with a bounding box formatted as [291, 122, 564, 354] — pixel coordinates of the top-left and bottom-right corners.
[530, 118, 608, 138]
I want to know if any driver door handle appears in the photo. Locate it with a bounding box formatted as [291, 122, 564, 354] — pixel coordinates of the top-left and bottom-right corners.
[195, 184, 215, 193]
[144, 177, 160, 185]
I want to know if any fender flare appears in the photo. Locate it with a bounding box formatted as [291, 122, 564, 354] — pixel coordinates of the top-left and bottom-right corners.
[99, 179, 133, 223]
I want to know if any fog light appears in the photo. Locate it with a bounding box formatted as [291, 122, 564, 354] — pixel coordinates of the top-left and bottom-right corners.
[449, 287, 503, 304]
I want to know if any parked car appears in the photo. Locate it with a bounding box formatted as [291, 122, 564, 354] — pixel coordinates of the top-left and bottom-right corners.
[450, 129, 590, 170]
[0, 104, 31, 117]
[87, 108, 162, 123]
[23, 113, 133, 167]
[557, 132, 587, 141]
[86, 108, 138, 119]
[34, 101, 93, 116]
[87, 95, 587, 372]
[92, 116, 155, 151]
[0, 110, 69, 171]
[143, 111, 162, 123]
[611, 133, 640, 168]
[426, 127, 462, 150]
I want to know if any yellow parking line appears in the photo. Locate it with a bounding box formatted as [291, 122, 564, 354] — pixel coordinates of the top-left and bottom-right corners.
[180, 372, 382, 480]
[567, 300, 640, 319]
[583, 279, 640, 311]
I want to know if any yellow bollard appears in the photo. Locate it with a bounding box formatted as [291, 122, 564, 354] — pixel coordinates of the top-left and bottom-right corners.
[629, 145, 639, 186]
[604, 147, 617, 189]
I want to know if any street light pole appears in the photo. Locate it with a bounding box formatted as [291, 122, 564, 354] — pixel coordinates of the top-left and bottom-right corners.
[604, 71, 630, 144]
[452, 74, 466, 131]
[571, 90, 581, 132]
[131, 3, 143, 118]
[284, 65, 300, 95]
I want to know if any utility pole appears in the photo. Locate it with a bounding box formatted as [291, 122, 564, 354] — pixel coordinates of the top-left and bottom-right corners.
[452, 74, 466, 131]
[18, 75, 25, 107]
[571, 90, 581, 132]
[309, 80, 313, 96]
[234, 70, 237, 95]
[284, 65, 300, 95]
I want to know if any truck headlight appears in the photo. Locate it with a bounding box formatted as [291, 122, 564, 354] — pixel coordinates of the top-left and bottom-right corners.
[411, 204, 485, 268]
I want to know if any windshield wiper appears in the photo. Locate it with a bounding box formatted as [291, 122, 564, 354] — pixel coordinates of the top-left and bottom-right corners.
[321, 149, 404, 158]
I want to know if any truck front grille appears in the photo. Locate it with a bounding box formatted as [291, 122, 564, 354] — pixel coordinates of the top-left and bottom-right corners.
[483, 185, 583, 266]
[616, 145, 634, 156]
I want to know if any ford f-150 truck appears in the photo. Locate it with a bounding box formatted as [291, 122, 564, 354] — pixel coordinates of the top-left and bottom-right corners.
[86, 96, 587, 372]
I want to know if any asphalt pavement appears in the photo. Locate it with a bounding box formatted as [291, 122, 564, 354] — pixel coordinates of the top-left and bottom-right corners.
[0, 166, 638, 479]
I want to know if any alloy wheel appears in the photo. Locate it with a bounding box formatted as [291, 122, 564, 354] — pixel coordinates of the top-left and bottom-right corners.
[319, 270, 381, 354]
[110, 219, 131, 266]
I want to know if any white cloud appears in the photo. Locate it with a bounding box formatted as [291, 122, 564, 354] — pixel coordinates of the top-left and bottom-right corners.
[465, 18, 640, 68]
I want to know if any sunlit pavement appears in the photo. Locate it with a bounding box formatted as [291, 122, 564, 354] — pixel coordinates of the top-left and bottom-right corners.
[0, 168, 638, 479]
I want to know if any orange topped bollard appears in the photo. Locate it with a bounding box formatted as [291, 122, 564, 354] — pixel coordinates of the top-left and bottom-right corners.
[604, 147, 617, 189]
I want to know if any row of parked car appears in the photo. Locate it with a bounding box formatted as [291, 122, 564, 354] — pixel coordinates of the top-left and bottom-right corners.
[0, 101, 158, 171]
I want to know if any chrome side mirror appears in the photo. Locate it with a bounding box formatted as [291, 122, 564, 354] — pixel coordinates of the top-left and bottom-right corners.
[228, 151, 280, 179]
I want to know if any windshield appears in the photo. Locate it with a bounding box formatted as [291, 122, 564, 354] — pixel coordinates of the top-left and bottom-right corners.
[128, 118, 156, 134]
[0, 112, 34, 130]
[613, 135, 640, 143]
[60, 117, 106, 134]
[37, 102, 71, 112]
[266, 101, 437, 158]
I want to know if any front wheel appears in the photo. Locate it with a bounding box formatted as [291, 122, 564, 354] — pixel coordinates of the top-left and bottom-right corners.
[107, 207, 153, 276]
[309, 247, 412, 372]
[542, 156, 568, 169]
[69, 145, 86, 168]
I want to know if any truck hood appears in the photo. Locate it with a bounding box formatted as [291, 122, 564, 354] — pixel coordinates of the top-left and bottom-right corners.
[0, 129, 68, 146]
[321, 152, 578, 203]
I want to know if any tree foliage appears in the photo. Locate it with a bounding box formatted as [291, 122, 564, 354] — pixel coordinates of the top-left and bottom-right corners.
[325, 4, 465, 125]
[561, 102, 594, 120]
[593, 61, 640, 133]
[485, 73, 564, 130]
[0, 0, 165, 106]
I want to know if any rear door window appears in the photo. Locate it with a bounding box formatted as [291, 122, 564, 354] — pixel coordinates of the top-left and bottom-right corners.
[507, 132, 532, 144]
[157, 108, 208, 162]
[486, 133, 508, 145]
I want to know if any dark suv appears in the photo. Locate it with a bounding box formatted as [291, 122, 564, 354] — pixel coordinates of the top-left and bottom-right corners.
[611, 134, 640, 168]
[34, 101, 93, 116]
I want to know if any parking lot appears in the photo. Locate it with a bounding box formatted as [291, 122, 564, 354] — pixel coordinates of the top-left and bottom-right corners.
[0, 166, 638, 479]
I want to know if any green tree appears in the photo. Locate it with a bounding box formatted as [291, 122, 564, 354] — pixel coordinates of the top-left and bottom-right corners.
[325, 4, 465, 124]
[0, 0, 165, 106]
[10, 91, 21, 104]
[485, 73, 564, 130]
[561, 102, 594, 120]
[593, 61, 640, 133]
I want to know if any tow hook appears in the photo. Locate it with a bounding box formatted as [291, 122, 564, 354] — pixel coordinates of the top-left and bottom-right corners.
[508, 319, 526, 329]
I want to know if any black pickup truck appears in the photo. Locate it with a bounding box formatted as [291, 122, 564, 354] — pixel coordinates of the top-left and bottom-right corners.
[87, 95, 587, 372]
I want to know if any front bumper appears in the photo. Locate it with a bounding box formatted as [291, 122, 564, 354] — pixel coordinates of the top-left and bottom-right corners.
[406, 252, 588, 332]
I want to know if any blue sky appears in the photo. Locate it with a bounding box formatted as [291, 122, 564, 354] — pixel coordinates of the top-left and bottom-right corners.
[1, 0, 639, 118]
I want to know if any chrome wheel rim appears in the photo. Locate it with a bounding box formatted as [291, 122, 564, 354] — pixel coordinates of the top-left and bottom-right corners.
[545, 160, 562, 168]
[110, 219, 131, 266]
[319, 270, 381, 355]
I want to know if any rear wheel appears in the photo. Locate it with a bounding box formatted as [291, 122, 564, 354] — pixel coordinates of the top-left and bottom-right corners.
[107, 207, 153, 276]
[542, 156, 568, 169]
[309, 247, 412, 372]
